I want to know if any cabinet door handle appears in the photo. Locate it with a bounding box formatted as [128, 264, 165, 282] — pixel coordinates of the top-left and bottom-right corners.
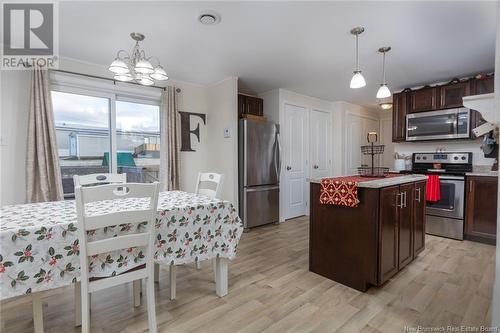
[403, 191, 407, 208]
[415, 188, 421, 203]
[396, 193, 403, 208]
[469, 180, 473, 193]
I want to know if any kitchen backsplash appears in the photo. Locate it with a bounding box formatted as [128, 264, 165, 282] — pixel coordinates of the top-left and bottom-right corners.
[393, 139, 495, 167]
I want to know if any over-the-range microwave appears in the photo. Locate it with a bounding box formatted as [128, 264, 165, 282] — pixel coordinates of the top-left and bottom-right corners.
[406, 108, 471, 141]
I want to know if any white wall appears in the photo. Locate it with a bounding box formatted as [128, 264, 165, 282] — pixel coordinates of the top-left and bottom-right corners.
[0, 70, 31, 205]
[205, 77, 239, 204]
[379, 109, 396, 169]
[0, 57, 238, 206]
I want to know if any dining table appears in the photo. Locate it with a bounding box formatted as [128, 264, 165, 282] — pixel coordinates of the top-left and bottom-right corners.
[0, 191, 244, 301]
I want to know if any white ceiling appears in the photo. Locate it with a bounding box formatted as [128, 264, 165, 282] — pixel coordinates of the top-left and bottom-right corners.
[59, 1, 497, 108]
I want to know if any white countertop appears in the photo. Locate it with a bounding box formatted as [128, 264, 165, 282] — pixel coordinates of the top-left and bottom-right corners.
[465, 171, 498, 177]
[309, 174, 428, 188]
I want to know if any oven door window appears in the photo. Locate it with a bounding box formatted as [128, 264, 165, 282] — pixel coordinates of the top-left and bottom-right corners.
[407, 113, 457, 138]
[428, 182, 455, 211]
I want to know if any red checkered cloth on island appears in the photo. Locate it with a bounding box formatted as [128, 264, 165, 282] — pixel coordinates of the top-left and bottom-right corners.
[319, 174, 403, 208]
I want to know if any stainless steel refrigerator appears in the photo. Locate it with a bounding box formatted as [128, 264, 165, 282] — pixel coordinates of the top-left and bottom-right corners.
[239, 119, 281, 229]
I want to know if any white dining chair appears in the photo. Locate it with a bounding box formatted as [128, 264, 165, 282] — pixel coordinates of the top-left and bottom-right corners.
[75, 182, 159, 333]
[195, 172, 224, 199]
[73, 173, 144, 325]
[195, 172, 224, 269]
[154, 172, 225, 298]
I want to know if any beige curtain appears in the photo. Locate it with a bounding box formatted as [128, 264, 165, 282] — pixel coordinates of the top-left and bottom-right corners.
[160, 86, 180, 191]
[26, 68, 64, 203]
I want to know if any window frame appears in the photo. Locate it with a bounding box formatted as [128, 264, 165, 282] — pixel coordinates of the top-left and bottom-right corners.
[51, 72, 161, 174]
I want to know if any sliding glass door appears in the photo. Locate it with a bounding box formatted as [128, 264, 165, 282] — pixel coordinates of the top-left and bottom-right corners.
[52, 90, 111, 198]
[115, 100, 160, 183]
[51, 89, 160, 198]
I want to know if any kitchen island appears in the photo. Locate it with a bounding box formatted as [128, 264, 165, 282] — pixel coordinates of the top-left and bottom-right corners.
[309, 175, 427, 292]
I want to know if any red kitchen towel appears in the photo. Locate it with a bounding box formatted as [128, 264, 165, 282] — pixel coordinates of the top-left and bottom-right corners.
[320, 174, 403, 207]
[426, 175, 441, 202]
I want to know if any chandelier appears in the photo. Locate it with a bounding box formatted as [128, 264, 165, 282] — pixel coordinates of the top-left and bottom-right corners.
[108, 32, 168, 86]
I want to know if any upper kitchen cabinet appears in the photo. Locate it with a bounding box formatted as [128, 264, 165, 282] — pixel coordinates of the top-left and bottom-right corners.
[238, 94, 263, 118]
[392, 74, 494, 142]
[392, 92, 408, 142]
[471, 76, 494, 95]
[409, 87, 439, 113]
[439, 81, 470, 109]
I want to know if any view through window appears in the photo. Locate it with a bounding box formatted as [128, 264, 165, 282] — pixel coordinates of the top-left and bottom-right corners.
[52, 91, 160, 198]
[116, 100, 160, 184]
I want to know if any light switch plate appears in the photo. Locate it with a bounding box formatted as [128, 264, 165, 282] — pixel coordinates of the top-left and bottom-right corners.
[224, 127, 231, 138]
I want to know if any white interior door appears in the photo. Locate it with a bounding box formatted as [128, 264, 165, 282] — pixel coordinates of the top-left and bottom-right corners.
[361, 117, 380, 167]
[283, 103, 308, 220]
[345, 114, 380, 174]
[345, 114, 362, 175]
[380, 116, 395, 169]
[310, 109, 331, 179]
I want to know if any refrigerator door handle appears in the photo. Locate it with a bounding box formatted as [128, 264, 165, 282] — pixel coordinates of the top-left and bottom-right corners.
[276, 131, 282, 180]
[245, 185, 280, 192]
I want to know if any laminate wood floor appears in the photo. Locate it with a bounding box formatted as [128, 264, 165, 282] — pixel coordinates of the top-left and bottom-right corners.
[1, 216, 495, 333]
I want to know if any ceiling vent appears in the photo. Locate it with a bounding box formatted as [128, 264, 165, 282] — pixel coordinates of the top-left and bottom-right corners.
[198, 11, 221, 25]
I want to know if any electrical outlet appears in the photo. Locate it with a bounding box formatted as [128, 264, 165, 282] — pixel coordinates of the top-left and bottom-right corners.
[224, 127, 231, 138]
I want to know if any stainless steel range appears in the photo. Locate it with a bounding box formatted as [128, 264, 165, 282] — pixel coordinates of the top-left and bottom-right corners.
[411, 152, 473, 240]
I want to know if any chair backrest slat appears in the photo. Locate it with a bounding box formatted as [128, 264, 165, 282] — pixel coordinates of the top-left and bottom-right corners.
[79, 183, 157, 203]
[88, 269, 148, 293]
[195, 172, 224, 199]
[86, 233, 149, 256]
[74, 173, 127, 187]
[84, 209, 152, 231]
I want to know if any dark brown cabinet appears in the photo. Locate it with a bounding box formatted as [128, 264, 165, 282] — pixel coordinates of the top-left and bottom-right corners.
[472, 76, 494, 95]
[238, 94, 246, 118]
[238, 94, 263, 117]
[378, 182, 423, 285]
[398, 183, 414, 269]
[392, 92, 408, 142]
[409, 87, 438, 113]
[465, 176, 498, 245]
[310, 179, 426, 291]
[439, 81, 470, 109]
[379, 185, 399, 283]
[413, 181, 426, 255]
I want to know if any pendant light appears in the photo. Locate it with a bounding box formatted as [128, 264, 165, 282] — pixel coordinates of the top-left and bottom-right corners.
[376, 46, 392, 98]
[350, 27, 366, 89]
[379, 101, 393, 109]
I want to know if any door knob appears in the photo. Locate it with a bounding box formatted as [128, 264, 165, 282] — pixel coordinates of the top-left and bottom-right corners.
[313, 165, 319, 169]
[286, 166, 292, 171]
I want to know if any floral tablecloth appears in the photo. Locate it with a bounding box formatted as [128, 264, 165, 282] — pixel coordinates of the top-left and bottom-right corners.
[0, 191, 243, 299]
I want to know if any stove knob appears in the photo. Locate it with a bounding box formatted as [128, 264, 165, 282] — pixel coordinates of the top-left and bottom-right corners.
[422, 156, 427, 160]
[454, 156, 459, 160]
[417, 157, 421, 160]
[461, 156, 466, 160]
